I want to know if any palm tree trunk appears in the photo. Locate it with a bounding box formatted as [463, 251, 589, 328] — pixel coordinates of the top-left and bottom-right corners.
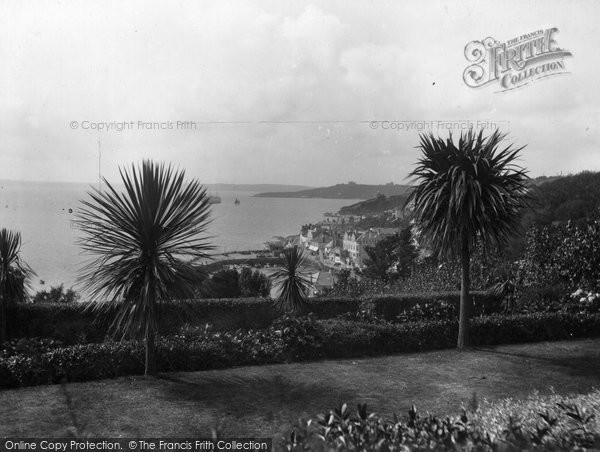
[0, 274, 6, 344]
[145, 327, 156, 376]
[0, 293, 6, 345]
[144, 272, 157, 376]
[457, 231, 471, 349]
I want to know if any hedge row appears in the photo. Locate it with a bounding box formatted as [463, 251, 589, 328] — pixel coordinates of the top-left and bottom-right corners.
[1, 311, 598, 388]
[6, 298, 278, 343]
[6, 291, 500, 343]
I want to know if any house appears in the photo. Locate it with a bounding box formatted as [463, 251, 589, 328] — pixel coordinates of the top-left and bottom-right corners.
[300, 224, 333, 259]
[342, 231, 361, 264]
[342, 228, 400, 267]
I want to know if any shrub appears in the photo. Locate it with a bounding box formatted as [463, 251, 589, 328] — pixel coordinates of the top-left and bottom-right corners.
[270, 315, 324, 361]
[361, 291, 502, 321]
[398, 250, 509, 294]
[280, 391, 600, 450]
[514, 219, 600, 307]
[239, 267, 271, 297]
[0, 337, 64, 358]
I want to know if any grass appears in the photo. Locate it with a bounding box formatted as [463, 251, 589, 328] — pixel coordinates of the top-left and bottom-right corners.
[1, 338, 599, 441]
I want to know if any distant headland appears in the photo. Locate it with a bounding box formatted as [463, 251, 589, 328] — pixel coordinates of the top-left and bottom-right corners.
[254, 182, 413, 200]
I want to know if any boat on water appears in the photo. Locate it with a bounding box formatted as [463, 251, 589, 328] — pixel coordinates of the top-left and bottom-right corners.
[234, 198, 240, 205]
[208, 195, 221, 204]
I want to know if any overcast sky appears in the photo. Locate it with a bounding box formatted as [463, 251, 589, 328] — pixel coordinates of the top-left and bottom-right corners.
[1, 0, 598, 186]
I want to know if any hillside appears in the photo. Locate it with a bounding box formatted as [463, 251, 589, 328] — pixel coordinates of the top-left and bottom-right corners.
[206, 183, 313, 192]
[254, 182, 412, 199]
[334, 172, 600, 221]
[528, 171, 600, 225]
[339, 193, 410, 215]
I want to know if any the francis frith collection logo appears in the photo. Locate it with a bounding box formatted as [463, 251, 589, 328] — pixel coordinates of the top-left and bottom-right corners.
[463, 28, 572, 92]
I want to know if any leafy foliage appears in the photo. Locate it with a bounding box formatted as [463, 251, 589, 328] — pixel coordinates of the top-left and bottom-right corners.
[321, 270, 388, 297]
[507, 216, 600, 312]
[282, 394, 600, 451]
[398, 249, 512, 293]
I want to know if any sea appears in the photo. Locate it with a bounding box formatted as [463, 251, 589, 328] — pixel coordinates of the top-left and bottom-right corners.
[0, 180, 359, 295]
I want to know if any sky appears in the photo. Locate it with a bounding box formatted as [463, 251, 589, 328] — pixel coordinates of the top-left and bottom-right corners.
[1, 0, 598, 186]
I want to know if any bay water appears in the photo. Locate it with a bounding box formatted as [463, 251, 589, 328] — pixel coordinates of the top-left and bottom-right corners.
[0, 180, 358, 296]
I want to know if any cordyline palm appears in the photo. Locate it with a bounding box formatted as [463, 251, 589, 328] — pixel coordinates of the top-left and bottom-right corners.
[273, 246, 312, 313]
[75, 160, 213, 375]
[406, 129, 530, 349]
[0, 229, 34, 344]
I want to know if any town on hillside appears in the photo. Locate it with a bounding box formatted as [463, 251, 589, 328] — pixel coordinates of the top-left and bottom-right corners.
[260, 195, 416, 294]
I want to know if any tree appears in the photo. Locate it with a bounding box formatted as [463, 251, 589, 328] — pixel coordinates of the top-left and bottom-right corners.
[393, 227, 418, 279]
[362, 228, 417, 282]
[196, 267, 271, 298]
[75, 161, 212, 375]
[33, 284, 80, 303]
[239, 267, 271, 297]
[198, 268, 241, 298]
[406, 130, 530, 349]
[0, 229, 34, 344]
[272, 246, 311, 313]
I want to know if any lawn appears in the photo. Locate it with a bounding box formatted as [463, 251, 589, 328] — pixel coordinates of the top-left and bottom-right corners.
[1, 338, 599, 442]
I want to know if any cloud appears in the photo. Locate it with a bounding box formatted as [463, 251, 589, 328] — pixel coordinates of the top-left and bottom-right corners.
[0, 0, 599, 185]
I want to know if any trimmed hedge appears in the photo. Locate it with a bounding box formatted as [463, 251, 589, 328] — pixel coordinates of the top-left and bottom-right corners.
[1, 312, 599, 388]
[5, 292, 501, 343]
[6, 298, 278, 343]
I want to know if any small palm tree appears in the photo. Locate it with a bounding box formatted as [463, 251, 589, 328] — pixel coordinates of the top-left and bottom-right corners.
[0, 229, 34, 343]
[272, 246, 312, 313]
[406, 130, 530, 349]
[75, 160, 213, 375]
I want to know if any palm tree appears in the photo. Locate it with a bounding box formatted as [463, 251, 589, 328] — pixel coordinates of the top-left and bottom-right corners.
[0, 229, 34, 344]
[272, 246, 312, 313]
[406, 130, 530, 349]
[75, 160, 213, 375]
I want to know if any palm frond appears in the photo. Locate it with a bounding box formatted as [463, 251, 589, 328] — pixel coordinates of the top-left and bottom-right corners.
[0, 229, 35, 304]
[74, 160, 213, 339]
[273, 246, 311, 313]
[406, 129, 532, 258]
